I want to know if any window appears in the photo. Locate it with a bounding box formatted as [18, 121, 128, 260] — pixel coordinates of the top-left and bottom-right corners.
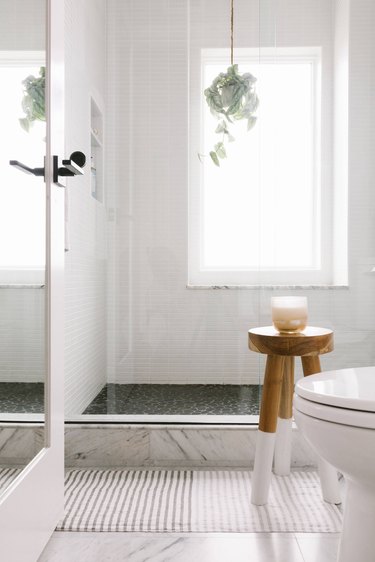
[189, 48, 330, 286]
[0, 53, 46, 284]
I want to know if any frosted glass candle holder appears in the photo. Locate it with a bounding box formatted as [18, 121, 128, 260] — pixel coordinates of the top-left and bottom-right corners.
[271, 296, 308, 334]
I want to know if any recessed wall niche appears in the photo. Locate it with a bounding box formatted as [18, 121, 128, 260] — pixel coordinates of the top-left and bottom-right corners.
[90, 96, 104, 202]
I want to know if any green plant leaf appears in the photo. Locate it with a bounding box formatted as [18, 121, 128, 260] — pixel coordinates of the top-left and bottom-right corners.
[247, 116, 257, 131]
[214, 142, 227, 159]
[210, 151, 220, 167]
[215, 120, 229, 134]
[19, 66, 46, 132]
[19, 117, 29, 132]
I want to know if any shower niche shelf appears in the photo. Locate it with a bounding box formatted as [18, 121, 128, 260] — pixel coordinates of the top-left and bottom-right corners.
[90, 96, 104, 202]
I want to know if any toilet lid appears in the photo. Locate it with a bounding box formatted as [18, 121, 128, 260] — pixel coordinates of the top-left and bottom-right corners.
[295, 366, 375, 412]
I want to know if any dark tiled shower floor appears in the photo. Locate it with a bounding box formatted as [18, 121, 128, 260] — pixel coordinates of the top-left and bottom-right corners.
[0, 382, 261, 416]
[83, 384, 261, 416]
[0, 382, 44, 413]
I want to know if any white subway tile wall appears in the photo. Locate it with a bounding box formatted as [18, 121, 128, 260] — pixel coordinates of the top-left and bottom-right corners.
[0, 289, 44, 382]
[64, 0, 108, 415]
[105, 0, 375, 391]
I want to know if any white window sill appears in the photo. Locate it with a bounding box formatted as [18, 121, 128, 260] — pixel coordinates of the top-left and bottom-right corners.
[0, 284, 44, 289]
[186, 284, 349, 290]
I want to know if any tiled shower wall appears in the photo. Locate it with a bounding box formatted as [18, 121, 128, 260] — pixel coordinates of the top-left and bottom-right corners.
[0, 289, 44, 383]
[106, 0, 375, 387]
[64, 0, 108, 415]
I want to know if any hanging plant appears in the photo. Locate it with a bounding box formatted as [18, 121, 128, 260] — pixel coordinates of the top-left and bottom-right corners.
[201, 0, 259, 167]
[19, 66, 46, 132]
[204, 64, 258, 166]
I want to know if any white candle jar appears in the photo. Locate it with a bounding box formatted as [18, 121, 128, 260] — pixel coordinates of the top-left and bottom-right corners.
[271, 296, 308, 334]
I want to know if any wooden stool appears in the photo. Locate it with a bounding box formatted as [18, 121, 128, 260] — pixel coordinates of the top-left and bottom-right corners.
[248, 326, 341, 506]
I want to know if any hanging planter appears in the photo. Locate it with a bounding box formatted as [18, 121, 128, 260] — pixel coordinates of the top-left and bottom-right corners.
[19, 66, 46, 132]
[204, 64, 258, 166]
[202, 0, 259, 166]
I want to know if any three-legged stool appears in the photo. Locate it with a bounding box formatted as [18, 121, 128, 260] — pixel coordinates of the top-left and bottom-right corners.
[248, 326, 341, 506]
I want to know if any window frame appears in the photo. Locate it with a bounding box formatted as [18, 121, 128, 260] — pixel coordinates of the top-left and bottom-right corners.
[188, 47, 333, 287]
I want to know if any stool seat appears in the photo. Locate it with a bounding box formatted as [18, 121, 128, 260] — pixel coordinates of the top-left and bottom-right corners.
[248, 325, 340, 506]
[249, 326, 333, 356]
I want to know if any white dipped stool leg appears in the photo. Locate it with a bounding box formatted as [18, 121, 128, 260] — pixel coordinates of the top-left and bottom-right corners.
[251, 431, 276, 505]
[274, 357, 294, 476]
[274, 417, 293, 476]
[251, 355, 285, 505]
[318, 458, 341, 504]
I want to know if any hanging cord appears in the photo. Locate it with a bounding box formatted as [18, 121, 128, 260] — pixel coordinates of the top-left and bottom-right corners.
[230, 0, 234, 65]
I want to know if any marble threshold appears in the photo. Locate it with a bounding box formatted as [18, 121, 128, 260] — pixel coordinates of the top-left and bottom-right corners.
[64, 422, 317, 469]
[0, 421, 318, 469]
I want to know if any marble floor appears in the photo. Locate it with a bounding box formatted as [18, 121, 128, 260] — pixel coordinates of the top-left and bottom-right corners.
[38, 531, 340, 562]
[83, 384, 262, 415]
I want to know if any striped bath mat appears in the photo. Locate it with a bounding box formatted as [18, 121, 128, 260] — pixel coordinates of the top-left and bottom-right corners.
[57, 469, 342, 533]
[0, 467, 21, 494]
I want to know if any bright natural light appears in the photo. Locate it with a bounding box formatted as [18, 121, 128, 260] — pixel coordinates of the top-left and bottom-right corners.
[0, 63, 46, 280]
[201, 54, 320, 274]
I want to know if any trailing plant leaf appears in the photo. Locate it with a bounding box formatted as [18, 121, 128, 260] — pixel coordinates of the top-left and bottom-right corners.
[210, 151, 220, 167]
[19, 66, 46, 132]
[19, 117, 30, 132]
[247, 116, 257, 131]
[215, 120, 229, 134]
[214, 142, 227, 159]
[203, 64, 259, 166]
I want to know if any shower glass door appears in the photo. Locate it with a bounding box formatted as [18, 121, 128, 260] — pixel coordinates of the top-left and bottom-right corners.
[0, 1, 65, 560]
[0, 7, 46, 453]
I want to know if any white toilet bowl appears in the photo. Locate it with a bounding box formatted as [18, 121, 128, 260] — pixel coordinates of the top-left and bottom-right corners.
[294, 366, 375, 562]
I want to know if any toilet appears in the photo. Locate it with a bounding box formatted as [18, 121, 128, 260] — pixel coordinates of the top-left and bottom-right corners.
[294, 366, 375, 562]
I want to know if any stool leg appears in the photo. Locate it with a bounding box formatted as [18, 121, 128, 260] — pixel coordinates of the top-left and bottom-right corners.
[301, 355, 341, 505]
[252, 355, 285, 506]
[274, 356, 294, 476]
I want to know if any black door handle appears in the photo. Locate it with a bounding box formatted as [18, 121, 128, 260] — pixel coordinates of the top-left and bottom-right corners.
[10, 151, 86, 187]
[58, 158, 84, 177]
[9, 160, 44, 177]
[54, 151, 86, 185]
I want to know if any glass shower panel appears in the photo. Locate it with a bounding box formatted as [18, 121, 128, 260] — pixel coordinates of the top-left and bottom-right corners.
[78, 0, 264, 419]
[0, 0, 46, 492]
[258, 0, 375, 387]
[72, 0, 375, 421]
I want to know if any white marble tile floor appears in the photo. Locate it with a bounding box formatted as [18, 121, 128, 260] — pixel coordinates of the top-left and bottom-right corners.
[38, 531, 340, 562]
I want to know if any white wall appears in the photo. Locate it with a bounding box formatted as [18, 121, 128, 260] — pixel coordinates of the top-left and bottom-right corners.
[106, 0, 375, 386]
[64, 0, 108, 415]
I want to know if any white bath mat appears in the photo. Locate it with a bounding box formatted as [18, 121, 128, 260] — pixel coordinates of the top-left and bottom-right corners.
[57, 469, 342, 533]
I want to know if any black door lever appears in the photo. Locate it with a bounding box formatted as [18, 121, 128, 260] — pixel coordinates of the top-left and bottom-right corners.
[10, 151, 86, 187]
[53, 151, 86, 185]
[9, 160, 44, 177]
